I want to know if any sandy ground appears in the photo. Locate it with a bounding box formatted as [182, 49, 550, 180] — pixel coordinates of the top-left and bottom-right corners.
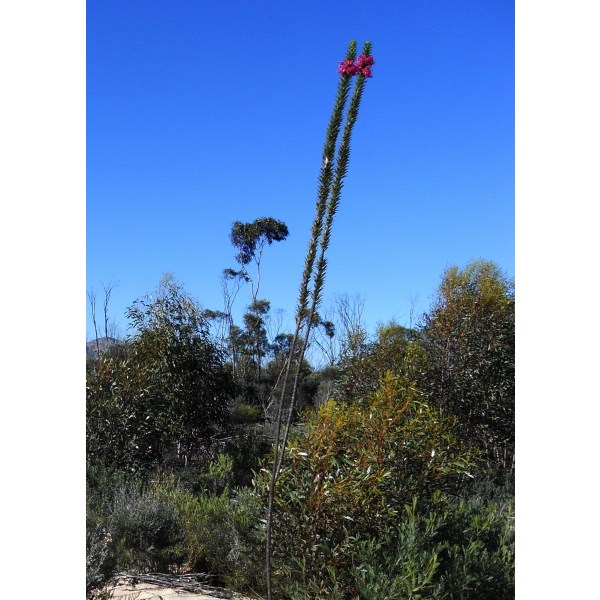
[104, 577, 258, 600]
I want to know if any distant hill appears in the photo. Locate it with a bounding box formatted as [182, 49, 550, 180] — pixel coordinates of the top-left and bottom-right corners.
[86, 336, 122, 359]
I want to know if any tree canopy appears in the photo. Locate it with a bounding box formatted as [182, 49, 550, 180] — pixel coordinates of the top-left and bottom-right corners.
[230, 217, 289, 268]
[87, 275, 237, 473]
[419, 260, 515, 476]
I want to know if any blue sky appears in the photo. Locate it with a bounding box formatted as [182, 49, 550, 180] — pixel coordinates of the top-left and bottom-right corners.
[87, 0, 514, 340]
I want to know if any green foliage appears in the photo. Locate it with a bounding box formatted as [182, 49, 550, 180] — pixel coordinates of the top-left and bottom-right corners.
[86, 259, 515, 598]
[231, 403, 262, 424]
[335, 321, 419, 402]
[85, 461, 510, 599]
[352, 493, 514, 600]
[277, 499, 443, 600]
[87, 275, 237, 473]
[195, 452, 235, 495]
[223, 427, 272, 489]
[419, 260, 515, 477]
[259, 486, 514, 600]
[87, 458, 265, 592]
[330, 260, 514, 481]
[256, 373, 479, 596]
[351, 500, 444, 600]
[432, 493, 515, 599]
[159, 485, 235, 576]
[230, 217, 289, 267]
[263, 353, 319, 415]
[104, 480, 186, 572]
[86, 354, 158, 472]
[86, 525, 113, 595]
[153, 479, 264, 589]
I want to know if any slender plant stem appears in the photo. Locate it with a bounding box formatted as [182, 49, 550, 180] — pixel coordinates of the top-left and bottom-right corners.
[265, 40, 372, 600]
[276, 45, 371, 477]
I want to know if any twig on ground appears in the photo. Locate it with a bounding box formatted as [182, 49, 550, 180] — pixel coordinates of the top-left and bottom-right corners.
[113, 572, 233, 599]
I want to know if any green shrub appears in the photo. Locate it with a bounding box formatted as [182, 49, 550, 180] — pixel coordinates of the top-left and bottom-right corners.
[154, 479, 264, 589]
[87, 276, 237, 475]
[87, 454, 264, 588]
[162, 486, 233, 575]
[86, 459, 129, 520]
[107, 481, 185, 572]
[225, 486, 266, 591]
[419, 261, 515, 480]
[231, 403, 262, 424]
[431, 494, 515, 599]
[353, 493, 514, 599]
[351, 499, 443, 600]
[255, 373, 480, 596]
[86, 461, 137, 589]
[86, 526, 114, 596]
[196, 452, 235, 495]
[272, 492, 514, 600]
[170, 429, 270, 495]
[224, 427, 271, 488]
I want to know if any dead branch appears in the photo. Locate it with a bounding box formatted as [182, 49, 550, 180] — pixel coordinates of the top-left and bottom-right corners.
[113, 572, 233, 599]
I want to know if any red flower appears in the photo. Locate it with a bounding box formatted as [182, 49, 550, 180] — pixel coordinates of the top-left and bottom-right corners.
[355, 54, 375, 77]
[337, 54, 375, 78]
[356, 54, 374, 68]
[337, 58, 359, 76]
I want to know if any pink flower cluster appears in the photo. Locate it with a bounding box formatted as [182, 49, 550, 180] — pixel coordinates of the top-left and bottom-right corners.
[337, 54, 375, 78]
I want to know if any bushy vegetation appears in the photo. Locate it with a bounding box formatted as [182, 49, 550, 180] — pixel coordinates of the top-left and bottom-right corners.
[86, 465, 265, 594]
[87, 275, 237, 475]
[253, 371, 514, 599]
[87, 258, 514, 599]
[419, 261, 515, 479]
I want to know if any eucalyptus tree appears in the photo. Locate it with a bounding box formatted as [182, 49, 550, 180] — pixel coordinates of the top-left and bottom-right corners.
[229, 217, 289, 304]
[334, 319, 418, 403]
[419, 260, 515, 478]
[86, 274, 236, 473]
[220, 218, 289, 389]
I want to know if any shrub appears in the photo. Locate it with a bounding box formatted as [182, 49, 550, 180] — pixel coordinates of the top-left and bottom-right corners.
[225, 486, 267, 591]
[224, 427, 271, 489]
[350, 499, 443, 600]
[419, 260, 515, 479]
[270, 491, 514, 600]
[87, 275, 237, 475]
[334, 321, 419, 404]
[86, 526, 114, 596]
[87, 453, 266, 589]
[106, 481, 186, 572]
[255, 372, 479, 596]
[155, 481, 264, 589]
[232, 403, 262, 424]
[196, 452, 235, 495]
[431, 493, 515, 599]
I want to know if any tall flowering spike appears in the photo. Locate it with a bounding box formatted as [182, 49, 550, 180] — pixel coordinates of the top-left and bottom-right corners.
[265, 40, 374, 600]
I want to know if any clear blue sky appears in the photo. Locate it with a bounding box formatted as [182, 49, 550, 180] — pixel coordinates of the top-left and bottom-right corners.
[87, 0, 514, 340]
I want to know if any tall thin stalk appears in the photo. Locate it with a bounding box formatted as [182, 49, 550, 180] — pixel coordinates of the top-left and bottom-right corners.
[265, 40, 374, 600]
